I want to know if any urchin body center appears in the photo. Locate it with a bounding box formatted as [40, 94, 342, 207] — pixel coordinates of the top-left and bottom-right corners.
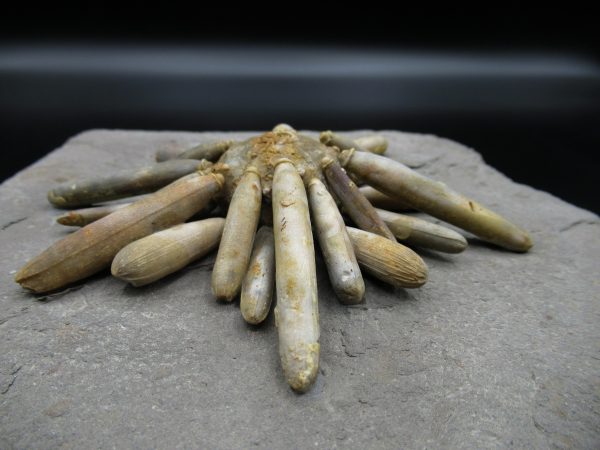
[218, 128, 337, 201]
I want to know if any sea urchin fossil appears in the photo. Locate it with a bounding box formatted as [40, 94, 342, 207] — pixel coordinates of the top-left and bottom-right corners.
[15, 124, 532, 392]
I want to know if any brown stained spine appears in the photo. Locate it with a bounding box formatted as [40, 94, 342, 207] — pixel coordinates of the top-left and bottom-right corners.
[322, 157, 397, 242]
[47, 159, 208, 208]
[341, 150, 533, 252]
[15, 173, 223, 293]
[57, 199, 219, 227]
[56, 203, 131, 226]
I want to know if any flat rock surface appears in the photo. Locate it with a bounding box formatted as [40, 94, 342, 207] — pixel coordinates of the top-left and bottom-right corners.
[1, 130, 599, 449]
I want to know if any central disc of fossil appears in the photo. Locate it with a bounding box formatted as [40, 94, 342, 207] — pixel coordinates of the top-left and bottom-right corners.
[218, 124, 338, 200]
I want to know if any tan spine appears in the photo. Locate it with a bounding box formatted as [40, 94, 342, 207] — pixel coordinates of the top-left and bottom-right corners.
[56, 203, 131, 226]
[112, 218, 225, 286]
[212, 168, 262, 301]
[347, 227, 428, 288]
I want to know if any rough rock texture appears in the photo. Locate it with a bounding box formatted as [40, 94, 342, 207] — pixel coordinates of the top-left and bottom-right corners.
[1, 130, 599, 449]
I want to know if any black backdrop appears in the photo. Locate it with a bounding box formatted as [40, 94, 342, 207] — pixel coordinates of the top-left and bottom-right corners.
[1, 5, 599, 213]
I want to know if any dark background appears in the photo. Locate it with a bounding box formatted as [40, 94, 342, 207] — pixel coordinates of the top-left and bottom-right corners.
[1, 5, 599, 213]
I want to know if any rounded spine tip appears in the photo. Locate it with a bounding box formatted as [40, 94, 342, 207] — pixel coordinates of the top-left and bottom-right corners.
[414, 262, 428, 286]
[212, 289, 237, 302]
[240, 311, 261, 325]
[444, 235, 469, 254]
[283, 344, 320, 393]
[56, 214, 78, 226]
[212, 170, 262, 302]
[513, 232, 534, 252]
[320, 156, 334, 169]
[347, 227, 428, 288]
[210, 172, 225, 188]
[272, 123, 296, 134]
[47, 190, 67, 207]
[337, 282, 366, 305]
[14, 265, 44, 293]
[14, 268, 26, 285]
[338, 148, 355, 168]
[319, 130, 334, 145]
[454, 235, 469, 252]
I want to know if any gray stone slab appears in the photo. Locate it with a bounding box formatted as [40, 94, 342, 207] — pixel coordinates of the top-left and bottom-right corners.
[1, 129, 599, 449]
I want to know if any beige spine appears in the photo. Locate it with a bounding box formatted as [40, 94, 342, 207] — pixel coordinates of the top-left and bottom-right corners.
[272, 160, 320, 392]
[347, 227, 428, 288]
[308, 178, 365, 304]
[240, 226, 275, 324]
[111, 218, 225, 286]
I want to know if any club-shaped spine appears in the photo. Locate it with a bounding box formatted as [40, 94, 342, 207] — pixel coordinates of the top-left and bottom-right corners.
[112, 218, 225, 286]
[347, 227, 428, 288]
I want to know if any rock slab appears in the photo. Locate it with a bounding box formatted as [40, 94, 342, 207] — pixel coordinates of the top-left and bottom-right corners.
[1, 130, 599, 449]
